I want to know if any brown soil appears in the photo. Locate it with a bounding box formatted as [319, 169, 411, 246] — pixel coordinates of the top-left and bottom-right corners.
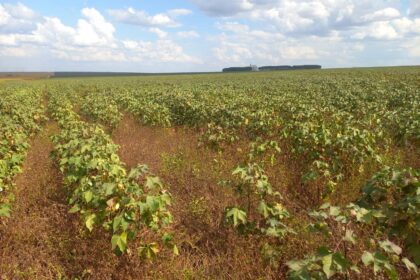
[0, 122, 69, 279]
[111, 115, 280, 279]
[111, 114, 184, 170]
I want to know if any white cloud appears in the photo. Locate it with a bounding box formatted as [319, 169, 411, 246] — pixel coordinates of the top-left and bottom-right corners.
[3, 2, 37, 19]
[352, 21, 399, 40]
[0, 4, 198, 65]
[351, 17, 420, 40]
[212, 39, 321, 65]
[149, 27, 168, 38]
[246, 1, 331, 34]
[23, 7, 117, 51]
[409, 0, 420, 17]
[51, 45, 126, 62]
[34, 17, 76, 45]
[167, 9, 192, 17]
[392, 17, 420, 35]
[177, 30, 200, 38]
[280, 45, 318, 59]
[217, 21, 284, 40]
[71, 8, 116, 46]
[108, 7, 191, 28]
[0, 5, 9, 26]
[23, 8, 119, 61]
[403, 36, 420, 56]
[192, 0, 413, 36]
[213, 41, 253, 63]
[211, 22, 324, 65]
[0, 33, 32, 46]
[0, 2, 39, 33]
[0, 46, 31, 57]
[122, 39, 201, 63]
[1, 1, 419, 70]
[208, 21, 386, 68]
[199, 0, 420, 67]
[361, 8, 400, 22]
[217, 22, 249, 33]
[191, 0, 255, 16]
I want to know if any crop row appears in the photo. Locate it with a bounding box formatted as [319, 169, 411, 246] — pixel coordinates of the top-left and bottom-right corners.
[225, 139, 419, 279]
[48, 89, 176, 256]
[53, 72, 419, 201]
[39, 70, 419, 278]
[0, 86, 46, 217]
[80, 91, 122, 129]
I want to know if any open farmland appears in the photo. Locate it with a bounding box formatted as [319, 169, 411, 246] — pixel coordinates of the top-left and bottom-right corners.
[0, 67, 419, 279]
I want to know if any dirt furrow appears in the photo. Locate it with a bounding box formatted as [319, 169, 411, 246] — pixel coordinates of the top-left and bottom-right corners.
[111, 114, 184, 171]
[111, 115, 274, 279]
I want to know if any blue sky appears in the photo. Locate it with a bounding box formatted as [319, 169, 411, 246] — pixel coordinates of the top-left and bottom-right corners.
[0, 0, 419, 72]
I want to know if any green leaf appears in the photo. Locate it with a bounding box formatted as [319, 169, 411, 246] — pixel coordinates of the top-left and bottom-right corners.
[402, 258, 417, 273]
[362, 251, 374, 266]
[319, 203, 330, 209]
[68, 204, 80, 213]
[225, 207, 247, 227]
[322, 254, 333, 278]
[0, 203, 11, 217]
[83, 191, 93, 203]
[343, 229, 356, 245]
[317, 246, 331, 257]
[103, 183, 116, 196]
[162, 233, 173, 246]
[121, 215, 130, 231]
[145, 176, 162, 190]
[128, 166, 142, 179]
[232, 166, 245, 176]
[332, 253, 350, 271]
[111, 232, 127, 252]
[379, 240, 402, 255]
[408, 244, 420, 265]
[138, 242, 160, 259]
[145, 196, 160, 212]
[384, 263, 398, 280]
[85, 214, 96, 232]
[350, 265, 361, 274]
[258, 201, 269, 218]
[113, 215, 122, 232]
[329, 206, 340, 216]
[286, 259, 305, 271]
[173, 244, 179, 256]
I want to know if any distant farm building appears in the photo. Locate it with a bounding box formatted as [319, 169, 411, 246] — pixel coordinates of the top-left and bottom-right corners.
[222, 65, 321, 72]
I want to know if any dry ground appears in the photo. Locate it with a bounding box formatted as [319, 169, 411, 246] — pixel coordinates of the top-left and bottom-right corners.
[111, 115, 281, 279]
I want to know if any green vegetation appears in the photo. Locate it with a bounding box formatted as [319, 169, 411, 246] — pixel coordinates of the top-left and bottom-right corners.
[0, 86, 46, 217]
[48, 89, 175, 256]
[0, 67, 418, 279]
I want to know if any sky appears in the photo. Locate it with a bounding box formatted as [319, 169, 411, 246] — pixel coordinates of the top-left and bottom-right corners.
[0, 0, 419, 72]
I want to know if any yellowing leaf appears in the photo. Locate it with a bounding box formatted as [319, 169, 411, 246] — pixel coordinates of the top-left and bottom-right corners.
[85, 214, 96, 232]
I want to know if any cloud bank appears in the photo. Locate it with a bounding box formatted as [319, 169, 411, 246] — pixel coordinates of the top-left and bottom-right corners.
[0, 1, 419, 71]
[0, 3, 198, 69]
